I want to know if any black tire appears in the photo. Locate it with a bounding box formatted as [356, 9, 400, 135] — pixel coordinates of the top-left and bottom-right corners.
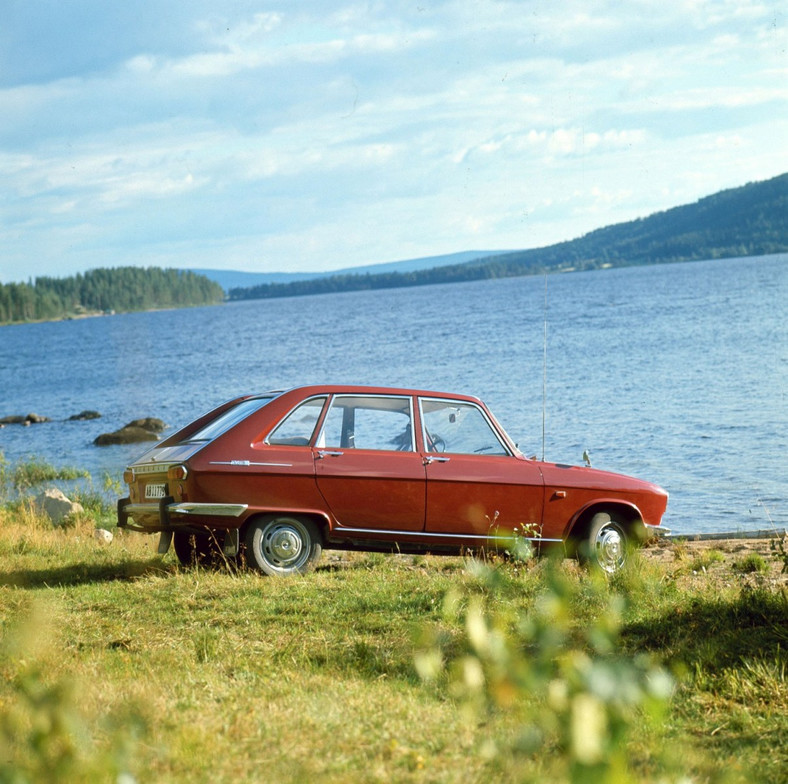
[578, 512, 630, 574]
[244, 515, 322, 576]
[173, 530, 224, 568]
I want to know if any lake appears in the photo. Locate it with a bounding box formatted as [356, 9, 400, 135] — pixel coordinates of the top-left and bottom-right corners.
[1, 253, 786, 535]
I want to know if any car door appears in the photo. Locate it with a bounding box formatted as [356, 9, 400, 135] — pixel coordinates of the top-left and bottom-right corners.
[419, 397, 544, 536]
[313, 394, 426, 531]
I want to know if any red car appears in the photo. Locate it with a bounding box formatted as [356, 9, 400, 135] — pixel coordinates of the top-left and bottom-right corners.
[118, 385, 668, 574]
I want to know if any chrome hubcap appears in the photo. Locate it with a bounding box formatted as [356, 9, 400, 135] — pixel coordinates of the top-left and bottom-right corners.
[595, 526, 624, 573]
[264, 524, 304, 566]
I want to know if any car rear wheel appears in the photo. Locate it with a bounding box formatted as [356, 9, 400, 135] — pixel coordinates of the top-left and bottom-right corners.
[580, 512, 630, 574]
[173, 530, 224, 567]
[244, 515, 322, 576]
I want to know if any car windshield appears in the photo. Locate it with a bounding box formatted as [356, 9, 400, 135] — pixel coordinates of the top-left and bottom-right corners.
[182, 397, 273, 443]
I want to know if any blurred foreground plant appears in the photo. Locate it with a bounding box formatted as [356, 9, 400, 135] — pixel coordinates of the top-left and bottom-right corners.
[416, 561, 675, 783]
[0, 604, 145, 784]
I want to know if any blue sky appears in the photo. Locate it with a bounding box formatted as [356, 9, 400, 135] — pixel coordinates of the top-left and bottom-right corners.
[1, 0, 786, 283]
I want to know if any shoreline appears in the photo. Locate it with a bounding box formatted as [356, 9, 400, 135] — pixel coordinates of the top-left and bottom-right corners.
[641, 533, 787, 588]
[0, 302, 217, 328]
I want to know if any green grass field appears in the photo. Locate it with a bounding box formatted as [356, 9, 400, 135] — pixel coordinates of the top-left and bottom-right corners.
[0, 465, 785, 783]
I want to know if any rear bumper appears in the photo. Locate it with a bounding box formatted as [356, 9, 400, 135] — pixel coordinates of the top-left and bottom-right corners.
[117, 496, 248, 532]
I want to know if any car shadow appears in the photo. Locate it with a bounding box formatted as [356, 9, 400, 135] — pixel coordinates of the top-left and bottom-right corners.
[622, 586, 787, 668]
[0, 558, 174, 589]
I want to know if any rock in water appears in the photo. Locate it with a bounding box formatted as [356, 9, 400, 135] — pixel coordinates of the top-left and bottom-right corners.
[125, 417, 166, 433]
[93, 417, 166, 446]
[94, 426, 160, 446]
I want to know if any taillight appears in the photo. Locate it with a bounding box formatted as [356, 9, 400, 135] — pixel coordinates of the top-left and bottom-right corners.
[167, 464, 189, 481]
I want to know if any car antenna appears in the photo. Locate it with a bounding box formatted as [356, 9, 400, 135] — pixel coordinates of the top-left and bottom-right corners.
[542, 272, 547, 462]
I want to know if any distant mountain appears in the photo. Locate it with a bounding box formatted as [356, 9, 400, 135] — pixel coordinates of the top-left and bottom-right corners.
[192, 250, 508, 292]
[473, 172, 787, 277]
[191, 269, 321, 291]
[227, 172, 788, 301]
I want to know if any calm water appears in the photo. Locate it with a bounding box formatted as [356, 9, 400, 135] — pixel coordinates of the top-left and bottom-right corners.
[1, 254, 786, 535]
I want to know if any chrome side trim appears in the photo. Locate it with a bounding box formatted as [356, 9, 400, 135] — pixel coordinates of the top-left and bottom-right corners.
[169, 502, 248, 517]
[209, 460, 293, 467]
[333, 525, 561, 543]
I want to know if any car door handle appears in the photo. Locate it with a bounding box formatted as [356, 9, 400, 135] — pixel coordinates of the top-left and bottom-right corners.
[316, 450, 344, 459]
[424, 455, 450, 464]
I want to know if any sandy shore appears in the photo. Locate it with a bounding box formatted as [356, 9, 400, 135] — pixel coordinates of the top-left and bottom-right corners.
[641, 533, 787, 589]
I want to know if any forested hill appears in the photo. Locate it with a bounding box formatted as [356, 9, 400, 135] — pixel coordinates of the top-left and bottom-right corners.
[229, 172, 787, 301]
[0, 267, 224, 325]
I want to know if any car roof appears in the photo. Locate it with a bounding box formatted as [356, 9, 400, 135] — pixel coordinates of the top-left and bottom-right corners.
[270, 385, 485, 404]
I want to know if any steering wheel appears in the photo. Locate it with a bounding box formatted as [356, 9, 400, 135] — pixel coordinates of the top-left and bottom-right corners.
[429, 434, 446, 453]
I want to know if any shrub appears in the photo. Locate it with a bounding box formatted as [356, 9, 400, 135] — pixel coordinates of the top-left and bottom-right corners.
[0, 452, 90, 498]
[688, 549, 725, 572]
[771, 535, 788, 574]
[416, 562, 675, 783]
[732, 552, 768, 574]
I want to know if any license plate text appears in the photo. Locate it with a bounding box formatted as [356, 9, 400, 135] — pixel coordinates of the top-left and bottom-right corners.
[145, 484, 167, 500]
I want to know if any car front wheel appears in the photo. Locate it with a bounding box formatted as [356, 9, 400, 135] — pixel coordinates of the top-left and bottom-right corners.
[580, 512, 630, 574]
[244, 515, 322, 576]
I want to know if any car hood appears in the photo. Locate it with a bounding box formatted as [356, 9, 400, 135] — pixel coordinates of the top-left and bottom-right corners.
[539, 461, 667, 495]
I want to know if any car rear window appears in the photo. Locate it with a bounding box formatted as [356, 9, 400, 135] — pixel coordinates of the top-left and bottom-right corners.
[182, 397, 273, 443]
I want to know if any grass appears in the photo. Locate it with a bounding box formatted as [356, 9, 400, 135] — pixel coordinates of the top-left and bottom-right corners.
[0, 456, 786, 782]
[732, 552, 769, 574]
[0, 453, 90, 494]
[672, 543, 726, 574]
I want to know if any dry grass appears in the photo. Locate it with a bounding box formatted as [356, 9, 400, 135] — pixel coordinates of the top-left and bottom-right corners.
[1, 503, 786, 783]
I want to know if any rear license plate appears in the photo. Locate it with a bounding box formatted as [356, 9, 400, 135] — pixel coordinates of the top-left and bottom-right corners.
[145, 483, 166, 500]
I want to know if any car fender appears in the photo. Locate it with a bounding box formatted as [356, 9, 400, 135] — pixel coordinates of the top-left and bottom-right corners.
[241, 505, 334, 541]
[563, 497, 646, 543]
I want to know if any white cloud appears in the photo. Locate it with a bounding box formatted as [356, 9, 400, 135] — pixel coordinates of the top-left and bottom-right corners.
[0, 0, 785, 282]
[653, 85, 787, 112]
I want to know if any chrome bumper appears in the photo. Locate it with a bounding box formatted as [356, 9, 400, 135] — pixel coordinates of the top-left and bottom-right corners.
[117, 497, 248, 531]
[644, 523, 670, 538]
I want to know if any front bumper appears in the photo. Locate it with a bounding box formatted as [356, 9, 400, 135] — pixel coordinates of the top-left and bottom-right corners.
[117, 496, 248, 532]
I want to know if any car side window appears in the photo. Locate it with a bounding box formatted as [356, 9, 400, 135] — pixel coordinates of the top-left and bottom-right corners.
[267, 396, 326, 446]
[320, 395, 414, 451]
[420, 399, 509, 455]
